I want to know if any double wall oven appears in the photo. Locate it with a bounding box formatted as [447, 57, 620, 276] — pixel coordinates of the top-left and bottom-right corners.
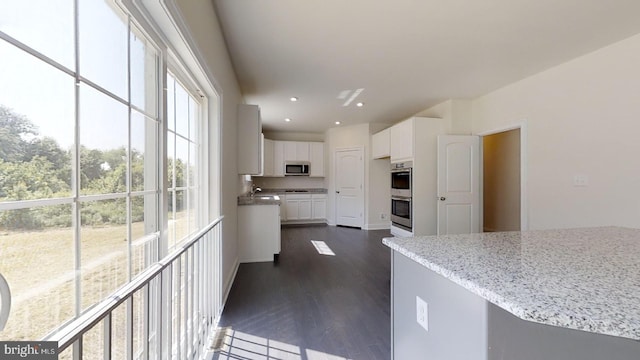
[390, 161, 412, 231]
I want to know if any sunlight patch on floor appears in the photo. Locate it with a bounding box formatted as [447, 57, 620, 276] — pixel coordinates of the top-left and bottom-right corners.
[215, 329, 351, 360]
[311, 240, 336, 256]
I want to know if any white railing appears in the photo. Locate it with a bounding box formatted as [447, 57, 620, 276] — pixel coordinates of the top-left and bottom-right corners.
[47, 216, 224, 360]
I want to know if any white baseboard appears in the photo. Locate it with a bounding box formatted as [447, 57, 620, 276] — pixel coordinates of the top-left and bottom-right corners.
[221, 257, 239, 311]
[364, 222, 391, 230]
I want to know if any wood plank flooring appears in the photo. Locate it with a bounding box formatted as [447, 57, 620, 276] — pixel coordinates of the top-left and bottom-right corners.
[211, 225, 392, 360]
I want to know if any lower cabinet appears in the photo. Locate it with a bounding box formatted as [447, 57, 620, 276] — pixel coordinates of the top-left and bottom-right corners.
[238, 204, 281, 263]
[282, 194, 327, 222]
[285, 195, 312, 220]
[312, 194, 326, 220]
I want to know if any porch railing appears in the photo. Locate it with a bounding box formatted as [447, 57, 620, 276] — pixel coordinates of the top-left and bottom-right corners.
[47, 216, 224, 360]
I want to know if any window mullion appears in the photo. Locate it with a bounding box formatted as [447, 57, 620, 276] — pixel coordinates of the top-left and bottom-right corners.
[72, 0, 82, 322]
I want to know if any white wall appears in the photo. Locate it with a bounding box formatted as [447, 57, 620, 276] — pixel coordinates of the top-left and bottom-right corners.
[417, 99, 473, 135]
[174, 0, 244, 296]
[469, 33, 640, 230]
[253, 176, 326, 190]
[325, 123, 390, 229]
[262, 131, 325, 142]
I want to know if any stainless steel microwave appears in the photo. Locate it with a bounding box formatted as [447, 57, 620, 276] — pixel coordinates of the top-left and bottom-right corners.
[285, 161, 310, 176]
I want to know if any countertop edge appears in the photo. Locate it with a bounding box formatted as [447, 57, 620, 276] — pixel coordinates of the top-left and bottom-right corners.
[382, 235, 640, 341]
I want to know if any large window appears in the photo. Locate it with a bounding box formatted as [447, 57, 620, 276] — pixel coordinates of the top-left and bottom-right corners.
[0, 0, 206, 347]
[166, 71, 202, 250]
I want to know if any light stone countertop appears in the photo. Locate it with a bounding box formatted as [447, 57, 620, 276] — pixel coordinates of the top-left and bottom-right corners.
[383, 226, 640, 340]
[237, 194, 281, 206]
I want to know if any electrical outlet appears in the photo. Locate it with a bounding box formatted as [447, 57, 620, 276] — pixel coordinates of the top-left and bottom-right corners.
[416, 296, 428, 331]
[573, 174, 589, 187]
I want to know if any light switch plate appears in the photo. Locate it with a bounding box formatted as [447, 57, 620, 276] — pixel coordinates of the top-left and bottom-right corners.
[416, 296, 428, 331]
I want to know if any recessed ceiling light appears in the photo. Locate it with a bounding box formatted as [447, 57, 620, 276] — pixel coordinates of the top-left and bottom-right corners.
[290, 97, 298, 102]
[285, 118, 291, 122]
[356, 102, 364, 107]
[335, 121, 341, 125]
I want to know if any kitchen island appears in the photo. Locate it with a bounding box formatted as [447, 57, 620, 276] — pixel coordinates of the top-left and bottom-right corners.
[237, 194, 281, 263]
[383, 227, 640, 359]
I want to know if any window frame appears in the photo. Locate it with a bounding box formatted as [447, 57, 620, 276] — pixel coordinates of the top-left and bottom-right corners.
[0, 0, 217, 342]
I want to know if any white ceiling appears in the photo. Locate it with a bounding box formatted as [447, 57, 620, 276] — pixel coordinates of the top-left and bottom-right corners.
[212, 0, 640, 134]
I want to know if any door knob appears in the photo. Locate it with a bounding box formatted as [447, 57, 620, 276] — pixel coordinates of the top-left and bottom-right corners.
[439, 197, 446, 201]
[336, 191, 340, 194]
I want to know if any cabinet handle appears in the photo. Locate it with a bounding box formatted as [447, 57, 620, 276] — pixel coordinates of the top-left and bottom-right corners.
[439, 197, 446, 201]
[336, 191, 340, 194]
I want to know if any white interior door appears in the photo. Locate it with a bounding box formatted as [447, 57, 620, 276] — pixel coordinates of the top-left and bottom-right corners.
[335, 148, 364, 228]
[437, 135, 480, 235]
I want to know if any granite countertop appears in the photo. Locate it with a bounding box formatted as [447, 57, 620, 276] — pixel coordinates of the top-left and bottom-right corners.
[259, 188, 327, 194]
[383, 226, 640, 340]
[237, 194, 281, 206]
[238, 188, 327, 205]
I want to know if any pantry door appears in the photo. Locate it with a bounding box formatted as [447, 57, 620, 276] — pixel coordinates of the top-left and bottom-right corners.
[437, 136, 480, 235]
[335, 148, 364, 228]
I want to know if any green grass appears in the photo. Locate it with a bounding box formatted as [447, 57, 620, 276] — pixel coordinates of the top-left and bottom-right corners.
[0, 212, 190, 344]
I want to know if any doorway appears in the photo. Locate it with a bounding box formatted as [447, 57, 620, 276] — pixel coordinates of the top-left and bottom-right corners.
[482, 128, 521, 232]
[335, 147, 364, 228]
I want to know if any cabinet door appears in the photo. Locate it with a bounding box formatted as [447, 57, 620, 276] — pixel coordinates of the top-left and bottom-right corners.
[312, 196, 327, 220]
[285, 199, 299, 220]
[372, 128, 390, 159]
[279, 196, 287, 220]
[237, 104, 262, 174]
[273, 141, 285, 177]
[298, 199, 312, 219]
[263, 138, 274, 176]
[283, 141, 297, 162]
[390, 119, 414, 161]
[296, 142, 310, 161]
[309, 142, 324, 177]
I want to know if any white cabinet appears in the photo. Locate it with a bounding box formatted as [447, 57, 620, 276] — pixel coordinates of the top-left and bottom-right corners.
[309, 142, 324, 177]
[267, 140, 323, 177]
[237, 104, 262, 174]
[285, 194, 312, 220]
[284, 141, 310, 162]
[390, 118, 414, 162]
[238, 204, 281, 263]
[290, 142, 310, 161]
[312, 194, 326, 220]
[273, 141, 285, 177]
[257, 137, 274, 177]
[372, 128, 390, 159]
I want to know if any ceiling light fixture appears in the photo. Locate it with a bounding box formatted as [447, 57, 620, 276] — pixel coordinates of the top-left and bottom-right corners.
[343, 88, 364, 107]
[335, 121, 341, 125]
[290, 97, 298, 102]
[356, 102, 364, 107]
[285, 118, 291, 122]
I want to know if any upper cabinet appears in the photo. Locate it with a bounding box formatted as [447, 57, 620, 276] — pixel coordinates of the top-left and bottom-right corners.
[258, 140, 324, 177]
[237, 104, 262, 175]
[309, 142, 324, 177]
[284, 141, 310, 162]
[390, 118, 414, 162]
[372, 128, 390, 159]
[374, 117, 447, 162]
[273, 141, 285, 176]
[262, 137, 274, 177]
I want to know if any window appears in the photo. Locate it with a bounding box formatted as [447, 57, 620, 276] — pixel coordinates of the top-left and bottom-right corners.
[166, 71, 201, 249]
[0, 0, 208, 350]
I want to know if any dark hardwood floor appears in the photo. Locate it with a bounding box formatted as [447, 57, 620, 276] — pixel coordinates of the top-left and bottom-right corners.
[211, 225, 392, 360]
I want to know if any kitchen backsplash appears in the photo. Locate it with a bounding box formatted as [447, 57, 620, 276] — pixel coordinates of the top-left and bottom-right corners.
[253, 176, 326, 189]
